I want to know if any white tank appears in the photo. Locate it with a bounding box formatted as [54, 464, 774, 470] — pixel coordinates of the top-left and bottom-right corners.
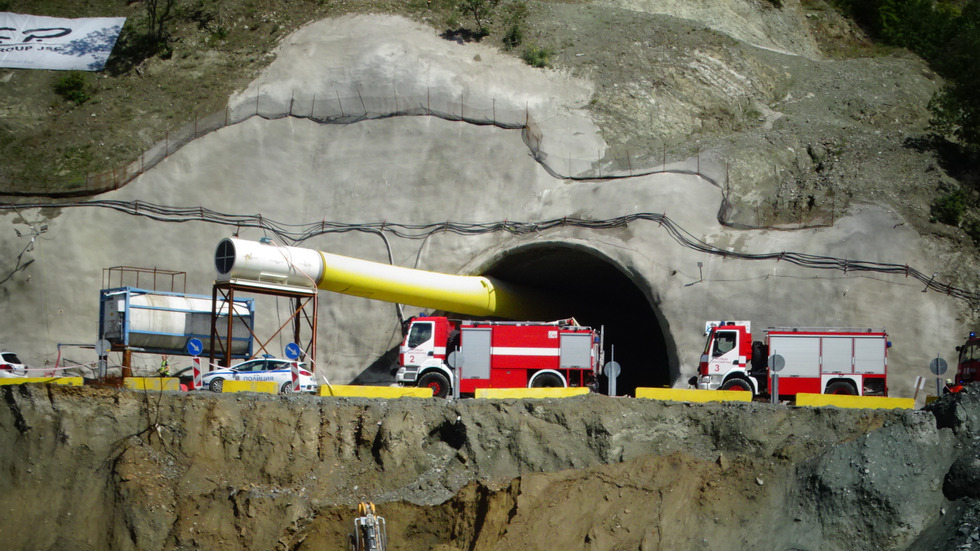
[101, 288, 253, 356]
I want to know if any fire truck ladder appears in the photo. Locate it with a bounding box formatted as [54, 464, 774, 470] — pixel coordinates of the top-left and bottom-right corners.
[349, 502, 387, 551]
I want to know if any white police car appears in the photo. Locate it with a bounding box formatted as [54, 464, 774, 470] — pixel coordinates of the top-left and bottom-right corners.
[0, 351, 28, 378]
[202, 357, 317, 394]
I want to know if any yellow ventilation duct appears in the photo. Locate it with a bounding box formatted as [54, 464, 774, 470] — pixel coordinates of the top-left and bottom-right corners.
[214, 238, 554, 319]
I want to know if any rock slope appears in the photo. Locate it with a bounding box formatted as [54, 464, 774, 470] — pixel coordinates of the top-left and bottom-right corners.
[0, 385, 977, 550]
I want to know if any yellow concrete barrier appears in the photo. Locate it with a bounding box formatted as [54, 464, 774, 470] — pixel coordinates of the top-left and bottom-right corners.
[221, 380, 279, 394]
[635, 387, 753, 403]
[474, 387, 591, 399]
[0, 377, 84, 386]
[124, 377, 180, 391]
[796, 393, 915, 410]
[318, 385, 433, 398]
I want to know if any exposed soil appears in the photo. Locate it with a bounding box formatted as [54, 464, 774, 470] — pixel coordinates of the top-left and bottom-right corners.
[0, 384, 978, 550]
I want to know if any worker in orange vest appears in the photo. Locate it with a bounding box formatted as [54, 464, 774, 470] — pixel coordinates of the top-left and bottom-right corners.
[944, 378, 964, 394]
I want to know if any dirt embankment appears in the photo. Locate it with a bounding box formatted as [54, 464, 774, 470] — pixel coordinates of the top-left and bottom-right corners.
[1, 385, 979, 550]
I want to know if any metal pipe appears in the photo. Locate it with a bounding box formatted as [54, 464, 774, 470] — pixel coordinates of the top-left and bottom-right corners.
[215, 238, 554, 319]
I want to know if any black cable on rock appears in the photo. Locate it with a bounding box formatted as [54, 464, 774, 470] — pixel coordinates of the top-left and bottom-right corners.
[1, 200, 976, 305]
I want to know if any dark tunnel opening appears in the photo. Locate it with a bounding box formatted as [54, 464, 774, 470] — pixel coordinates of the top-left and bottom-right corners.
[482, 244, 674, 395]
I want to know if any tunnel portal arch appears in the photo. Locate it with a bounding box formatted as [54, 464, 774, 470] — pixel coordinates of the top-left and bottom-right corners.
[475, 242, 677, 395]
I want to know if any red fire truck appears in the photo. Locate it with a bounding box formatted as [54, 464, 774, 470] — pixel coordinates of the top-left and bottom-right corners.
[693, 321, 890, 398]
[955, 331, 979, 384]
[395, 316, 602, 398]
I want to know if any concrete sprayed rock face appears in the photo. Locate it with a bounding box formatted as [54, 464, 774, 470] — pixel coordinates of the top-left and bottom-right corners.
[1, 385, 979, 550]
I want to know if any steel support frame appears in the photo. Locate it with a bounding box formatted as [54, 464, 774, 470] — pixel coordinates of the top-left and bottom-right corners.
[209, 281, 318, 371]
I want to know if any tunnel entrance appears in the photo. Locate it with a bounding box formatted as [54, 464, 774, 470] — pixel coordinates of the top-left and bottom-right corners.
[481, 243, 674, 395]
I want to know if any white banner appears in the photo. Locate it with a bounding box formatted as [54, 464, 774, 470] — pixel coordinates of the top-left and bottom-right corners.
[0, 12, 125, 71]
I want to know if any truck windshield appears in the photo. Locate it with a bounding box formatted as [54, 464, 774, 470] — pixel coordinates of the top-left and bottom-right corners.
[961, 343, 979, 362]
[712, 332, 736, 357]
[407, 323, 433, 348]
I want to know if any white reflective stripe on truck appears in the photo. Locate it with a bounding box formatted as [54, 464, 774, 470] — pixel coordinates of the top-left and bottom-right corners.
[491, 347, 560, 356]
[404, 346, 447, 355]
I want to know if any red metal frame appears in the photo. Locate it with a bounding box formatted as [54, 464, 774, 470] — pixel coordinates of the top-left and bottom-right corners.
[209, 280, 318, 371]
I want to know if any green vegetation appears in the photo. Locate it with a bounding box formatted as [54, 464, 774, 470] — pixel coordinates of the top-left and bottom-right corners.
[454, 0, 500, 37]
[831, 0, 980, 234]
[439, 0, 529, 45]
[109, 0, 178, 70]
[931, 190, 967, 225]
[53, 72, 91, 105]
[501, 1, 528, 50]
[832, 0, 980, 153]
[502, 23, 523, 50]
[521, 45, 551, 68]
[965, 219, 980, 244]
[146, 0, 178, 51]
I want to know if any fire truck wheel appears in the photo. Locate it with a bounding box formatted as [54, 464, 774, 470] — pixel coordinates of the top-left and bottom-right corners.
[419, 372, 450, 398]
[720, 378, 753, 392]
[530, 372, 564, 388]
[826, 381, 858, 395]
